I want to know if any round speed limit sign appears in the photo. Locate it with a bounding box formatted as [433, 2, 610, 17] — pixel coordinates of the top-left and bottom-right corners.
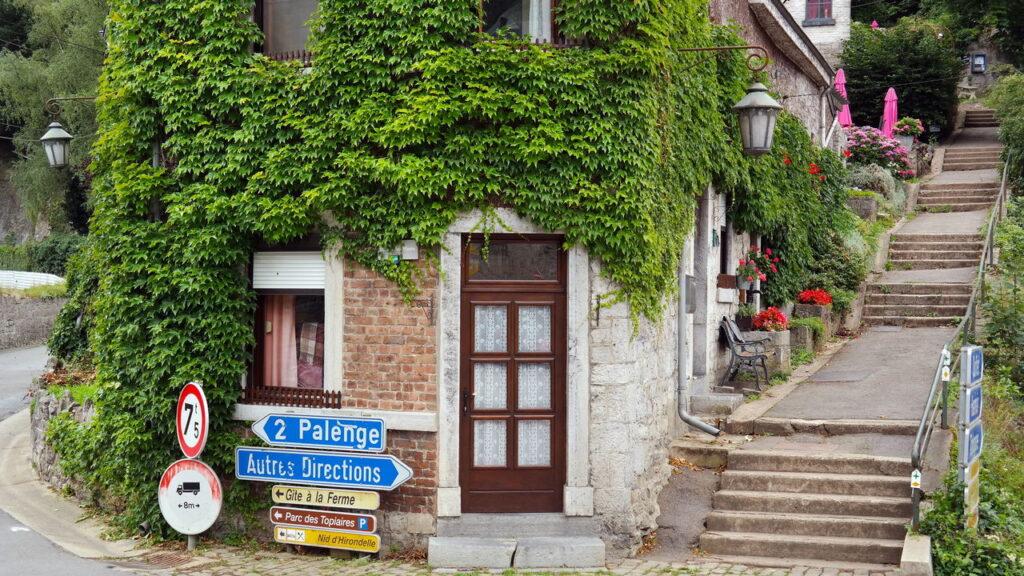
[176, 382, 208, 459]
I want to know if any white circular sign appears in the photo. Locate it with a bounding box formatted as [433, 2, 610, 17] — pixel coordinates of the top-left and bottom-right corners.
[176, 382, 208, 459]
[158, 459, 222, 535]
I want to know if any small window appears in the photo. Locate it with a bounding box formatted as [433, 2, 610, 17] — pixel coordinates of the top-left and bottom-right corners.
[247, 250, 340, 408]
[256, 0, 318, 63]
[481, 0, 553, 43]
[805, 0, 833, 23]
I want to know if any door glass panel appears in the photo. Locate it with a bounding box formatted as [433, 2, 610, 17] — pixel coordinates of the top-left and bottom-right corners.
[474, 363, 507, 410]
[517, 420, 551, 467]
[467, 242, 558, 281]
[518, 363, 551, 409]
[474, 420, 507, 467]
[474, 305, 507, 352]
[518, 306, 551, 352]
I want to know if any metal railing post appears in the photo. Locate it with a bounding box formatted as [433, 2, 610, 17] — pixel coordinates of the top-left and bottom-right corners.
[941, 379, 949, 429]
[912, 487, 921, 530]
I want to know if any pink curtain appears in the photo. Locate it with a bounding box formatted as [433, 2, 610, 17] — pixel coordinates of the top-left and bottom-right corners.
[263, 295, 298, 388]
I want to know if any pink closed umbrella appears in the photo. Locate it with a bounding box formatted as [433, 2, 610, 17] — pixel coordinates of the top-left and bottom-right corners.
[835, 69, 853, 127]
[882, 87, 898, 138]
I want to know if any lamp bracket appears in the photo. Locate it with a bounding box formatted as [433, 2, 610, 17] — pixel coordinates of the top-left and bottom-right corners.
[678, 45, 769, 73]
[44, 96, 97, 117]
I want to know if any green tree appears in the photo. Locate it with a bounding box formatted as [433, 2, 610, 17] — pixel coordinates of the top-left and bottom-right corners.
[853, 0, 922, 28]
[922, 0, 1024, 66]
[840, 18, 963, 133]
[0, 0, 105, 234]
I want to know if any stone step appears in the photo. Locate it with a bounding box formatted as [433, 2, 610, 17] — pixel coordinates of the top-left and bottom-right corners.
[700, 531, 904, 564]
[888, 240, 984, 251]
[867, 283, 972, 295]
[427, 536, 606, 569]
[917, 203, 993, 213]
[921, 182, 999, 191]
[890, 233, 981, 243]
[706, 510, 908, 539]
[918, 194, 996, 204]
[862, 315, 961, 327]
[887, 259, 979, 270]
[865, 293, 971, 306]
[728, 451, 913, 476]
[713, 490, 913, 518]
[863, 304, 967, 318]
[943, 152, 1001, 161]
[963, 121, 1000, 127]
[720, 470, 909, 498]
[889, 249, 981, 260]
[943, 161, 1000, 171]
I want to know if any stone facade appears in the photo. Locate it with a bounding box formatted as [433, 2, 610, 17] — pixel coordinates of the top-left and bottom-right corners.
[0, 295, 66, 350]
[588, 265, 676, 553]
[779, 0, 852, 67]
[30, 389, 96, 501]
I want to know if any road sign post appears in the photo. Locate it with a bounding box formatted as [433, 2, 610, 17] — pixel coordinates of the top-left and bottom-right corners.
[959, 345, 984, 530]
[235, 446, 413, 491]
[176, 382, 209, 459]
[158, 459, 223, 535]
[271, 485, 380, 510]
[251, 414, 386, 453]
[270, 506, 376, 533]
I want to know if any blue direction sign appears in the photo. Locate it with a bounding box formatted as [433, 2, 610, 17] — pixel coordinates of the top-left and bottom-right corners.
[961, 422, 984, 467]
[962, 346, 984, 387]
[961, 385, 983, 427]
[252, 414, 385, 453]
[235, 446, 412, 491]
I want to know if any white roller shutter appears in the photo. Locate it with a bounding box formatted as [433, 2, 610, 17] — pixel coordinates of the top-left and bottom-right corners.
[252, 252, 325, 290]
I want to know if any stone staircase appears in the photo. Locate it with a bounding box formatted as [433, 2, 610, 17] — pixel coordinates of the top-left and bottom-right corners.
[964, 108, 999, 128]
[917, 181, 999, 212]
[942, 146, 1001, 171]
[698, 450, 911, 565]
[862, 282, 973, 327]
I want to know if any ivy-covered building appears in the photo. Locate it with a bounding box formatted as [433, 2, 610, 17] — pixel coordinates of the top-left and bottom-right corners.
[53, 0, 848, 568]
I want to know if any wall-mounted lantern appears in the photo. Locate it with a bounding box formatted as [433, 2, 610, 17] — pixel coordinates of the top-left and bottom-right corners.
[679, 45, 783, 156]
[40, 122, 74, 168]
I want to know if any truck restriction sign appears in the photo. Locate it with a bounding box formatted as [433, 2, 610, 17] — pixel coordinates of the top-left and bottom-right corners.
[158, 459, 222, 535]
[176, 382, 208, 459]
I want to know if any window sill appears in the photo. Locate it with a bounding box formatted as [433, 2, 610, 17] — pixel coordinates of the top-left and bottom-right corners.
[802, 18, 836, 27]
[233, 403, 438, 432]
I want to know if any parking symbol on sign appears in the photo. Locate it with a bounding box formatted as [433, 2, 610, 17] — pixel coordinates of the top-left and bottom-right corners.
[358, 517, 368, 530]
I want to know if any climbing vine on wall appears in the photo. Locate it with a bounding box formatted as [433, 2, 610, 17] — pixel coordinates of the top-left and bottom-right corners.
[49, 0, 846, 534]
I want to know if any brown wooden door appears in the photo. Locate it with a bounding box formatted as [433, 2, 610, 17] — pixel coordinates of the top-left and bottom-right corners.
[460, 236, 567, 513]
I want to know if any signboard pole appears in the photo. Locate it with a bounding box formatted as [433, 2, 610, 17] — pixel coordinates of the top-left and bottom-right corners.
[959, 345, 984, 530]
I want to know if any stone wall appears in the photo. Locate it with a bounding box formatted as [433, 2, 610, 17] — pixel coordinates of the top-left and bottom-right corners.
[0, 295, 66, 350]
[588, 262, 676, 554]
[30, 389, 95, 501]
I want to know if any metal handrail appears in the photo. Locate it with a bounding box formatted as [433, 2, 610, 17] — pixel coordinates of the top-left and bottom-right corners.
[909, 151, 1011, 529]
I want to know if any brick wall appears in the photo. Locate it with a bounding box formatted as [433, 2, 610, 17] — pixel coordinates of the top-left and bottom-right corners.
[342, 262, 439, 549]
[342, 262, 437, 413]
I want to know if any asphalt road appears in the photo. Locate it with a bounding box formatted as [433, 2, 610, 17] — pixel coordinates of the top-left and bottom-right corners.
[0, 507, 135, 575]
[0, 345, 47, 421]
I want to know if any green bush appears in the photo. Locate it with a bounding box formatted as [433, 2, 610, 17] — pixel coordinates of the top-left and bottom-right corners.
[48, 240, 98, 366]
[988, 73, 1024, 187]
[790, 317, 826, 341]
[26, 234, 85, 276]
[0, 244, 31, 270]
[840, 18, 962, 134]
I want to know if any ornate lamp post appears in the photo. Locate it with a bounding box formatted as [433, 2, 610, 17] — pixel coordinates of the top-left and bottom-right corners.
[39, 96, 96, 168]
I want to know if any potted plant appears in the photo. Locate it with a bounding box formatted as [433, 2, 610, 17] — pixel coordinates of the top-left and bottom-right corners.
[893, 117, 924, 151]
[752, 306, 789, 332]
[736, 246, 778, 290]
[795, 288, 834, 337]
[736, 303, 757, 331]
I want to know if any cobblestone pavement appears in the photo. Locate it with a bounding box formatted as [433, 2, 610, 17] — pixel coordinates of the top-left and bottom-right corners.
[114, 544, 902, 576]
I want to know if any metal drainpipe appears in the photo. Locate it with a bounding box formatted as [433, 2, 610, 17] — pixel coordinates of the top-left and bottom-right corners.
[678, 242, 721, 436]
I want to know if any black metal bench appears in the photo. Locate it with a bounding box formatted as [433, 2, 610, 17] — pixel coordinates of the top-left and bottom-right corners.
[720, 316, 771, 390]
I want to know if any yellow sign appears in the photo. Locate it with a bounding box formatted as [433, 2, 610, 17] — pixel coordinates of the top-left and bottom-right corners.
[274, 526, 380, 552]
[271, 485, 379, 510]
[967, 459, 981, 482]
[965, 479, 980, 510]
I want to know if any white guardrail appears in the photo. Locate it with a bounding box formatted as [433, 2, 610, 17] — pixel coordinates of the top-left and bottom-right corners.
[0, 270, 65, 289]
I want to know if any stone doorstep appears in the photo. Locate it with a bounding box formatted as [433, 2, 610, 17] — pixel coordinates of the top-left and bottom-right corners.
[427, 536, 605, 569]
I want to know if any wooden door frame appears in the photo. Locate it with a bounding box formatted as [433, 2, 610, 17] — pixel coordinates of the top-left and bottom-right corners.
[435, 209, 594, 518]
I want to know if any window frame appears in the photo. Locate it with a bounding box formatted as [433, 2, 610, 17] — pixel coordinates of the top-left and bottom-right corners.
[478, 0, 560, 44]
[244, 240, 343, 409]
[803, 0, 835, 26]
[254, 0, 317, 66]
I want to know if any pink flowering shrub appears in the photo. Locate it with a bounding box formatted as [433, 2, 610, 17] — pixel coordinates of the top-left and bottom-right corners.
[845, 126, 915, 179]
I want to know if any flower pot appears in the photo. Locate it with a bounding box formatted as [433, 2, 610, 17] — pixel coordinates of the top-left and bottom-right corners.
[735, 316, 754, 331]
[737, 276, 753, 291]
[896, 135, 914, 150]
